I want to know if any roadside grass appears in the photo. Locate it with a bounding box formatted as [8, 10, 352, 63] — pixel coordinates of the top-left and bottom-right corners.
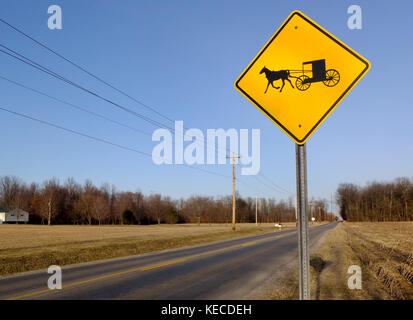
[0, 222, 296, 276]
[269, 222, 413, 300]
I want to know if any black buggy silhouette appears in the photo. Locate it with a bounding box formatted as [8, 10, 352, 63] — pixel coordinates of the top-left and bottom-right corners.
[290, 59, 340, 91]
[260, 59, 340, 93]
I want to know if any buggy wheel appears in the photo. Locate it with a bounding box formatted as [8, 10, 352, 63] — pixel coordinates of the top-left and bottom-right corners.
[296, 75, 311, 91]
[323, 69, 340, 87]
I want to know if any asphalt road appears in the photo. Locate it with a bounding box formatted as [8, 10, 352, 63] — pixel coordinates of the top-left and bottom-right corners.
[0, 222, 337, 300]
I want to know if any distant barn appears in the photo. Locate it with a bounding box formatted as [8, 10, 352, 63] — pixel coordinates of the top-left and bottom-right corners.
[0, 208, 29, 224]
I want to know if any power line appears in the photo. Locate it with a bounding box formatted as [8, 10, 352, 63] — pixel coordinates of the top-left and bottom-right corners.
[0, 75, 152, 137]
[0, 19, 235, 161]
[0, 44, 243, 171]
[259, 173, 293, 194]
[254, 175, 290, 195]
[0, 105, 150, 156]
[0, 44, 232, 160]
[0, 104, 232, 180]
[0, 44, 172, 130]
[0, 20, 229, 158]
[0, 17, 175, 125]
[0, 18, 242, 160]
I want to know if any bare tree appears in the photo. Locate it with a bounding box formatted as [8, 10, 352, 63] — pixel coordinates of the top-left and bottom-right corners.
[43, 178, 61, 225]
[0, 176, 21, 208]
[94, 194, 110, 225]
[147, 194, 165, 224]
[76, 181, 97, 225]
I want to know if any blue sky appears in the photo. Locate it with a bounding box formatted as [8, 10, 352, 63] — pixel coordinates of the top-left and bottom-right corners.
[0, 0, 412, 212]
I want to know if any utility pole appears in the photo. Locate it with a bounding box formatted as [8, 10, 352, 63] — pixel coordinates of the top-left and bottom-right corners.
[309, 201, 313, 225]
[226, 153, 241, 231]
[331, 193, 334, 219]
[294, 193, 298, 227]
[295, 144, 310, 300]
[48, 199, 52, 226]
[255, 195, 258, 226]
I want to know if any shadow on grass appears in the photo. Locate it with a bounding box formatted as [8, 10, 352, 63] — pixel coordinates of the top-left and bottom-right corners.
[310, 256, 331, 299]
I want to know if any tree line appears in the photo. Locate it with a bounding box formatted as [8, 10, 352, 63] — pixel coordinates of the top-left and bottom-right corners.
[0, 175, 301, 225]
[336, 177, 413, 221]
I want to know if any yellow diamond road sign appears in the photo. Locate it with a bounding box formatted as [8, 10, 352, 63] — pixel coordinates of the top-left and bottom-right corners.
[235, 11, 370, 144]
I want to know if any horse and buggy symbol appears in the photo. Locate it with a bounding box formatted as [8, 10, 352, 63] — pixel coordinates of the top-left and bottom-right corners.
[260, 59, 340, 93]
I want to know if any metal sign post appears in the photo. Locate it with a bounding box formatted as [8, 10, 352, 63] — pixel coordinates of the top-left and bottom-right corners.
[295, 143, 310, 300]
[234, 10, 370, 301]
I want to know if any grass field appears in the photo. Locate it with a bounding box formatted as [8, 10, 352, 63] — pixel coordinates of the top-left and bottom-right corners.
[269, 222, 413, 300]
[0, 222, 297, 276]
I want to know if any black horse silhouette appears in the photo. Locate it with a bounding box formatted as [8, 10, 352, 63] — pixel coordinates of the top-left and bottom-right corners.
[260, 67, 294, 93]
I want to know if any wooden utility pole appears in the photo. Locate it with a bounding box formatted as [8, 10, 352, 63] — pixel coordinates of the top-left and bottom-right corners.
[48, 199, 52, 226]
[255, 195, 258, 226]
[226, 153, 241, 231]
[309, 201, 313, 225]
[331, 193, 333, 220]
[295, 193, 298, 227]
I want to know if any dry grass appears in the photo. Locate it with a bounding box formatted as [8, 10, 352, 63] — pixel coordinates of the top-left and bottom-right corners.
[0, 222, 296, 276]
[270, 222, 413, 300]
[269, 222, 413, 300]
[319, 222, 413, 300]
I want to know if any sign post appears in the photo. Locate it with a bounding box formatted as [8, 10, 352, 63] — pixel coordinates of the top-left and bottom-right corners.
[295, 143, 310, 299]
[234, 10, 370, 299]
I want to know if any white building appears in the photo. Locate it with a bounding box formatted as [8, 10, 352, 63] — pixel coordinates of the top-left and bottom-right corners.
[0, 208, 29, 224]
